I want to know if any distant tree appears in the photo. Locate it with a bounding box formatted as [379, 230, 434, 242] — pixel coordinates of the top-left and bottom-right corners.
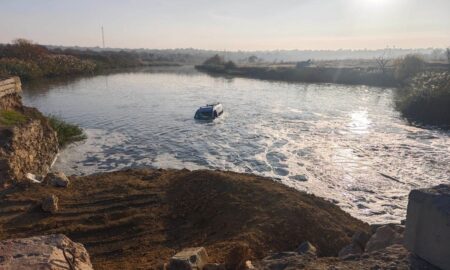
[446, 48, 450, 65]
[248, 55, 258, 63]
[203, 54, 225, 66]
[394, 55, 425, 82]
[224, 60, 236, 69]
[430, 49, 444, 61]
[7, 39, 48, 60]
[375, 49, 390, 74]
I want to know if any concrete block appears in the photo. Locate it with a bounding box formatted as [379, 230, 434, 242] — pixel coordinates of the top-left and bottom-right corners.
[169, 247, 209, 270]
[404, 184, 450, 270]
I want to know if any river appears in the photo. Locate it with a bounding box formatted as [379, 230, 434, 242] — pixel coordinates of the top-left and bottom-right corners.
[22, 67, 450, 224]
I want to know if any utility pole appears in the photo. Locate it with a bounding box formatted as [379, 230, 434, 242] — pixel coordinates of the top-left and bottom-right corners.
[101, 26, 105, 48]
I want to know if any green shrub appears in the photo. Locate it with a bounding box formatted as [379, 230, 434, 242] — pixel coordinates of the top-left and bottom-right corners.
[0, 110, 27, 126]
[47, 115, 87, 147]
[396, 72, 450, 126]
[394, 55, 425, 82]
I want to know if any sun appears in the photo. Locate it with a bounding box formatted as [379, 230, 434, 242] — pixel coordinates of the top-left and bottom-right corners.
[363, 0, 390, 6]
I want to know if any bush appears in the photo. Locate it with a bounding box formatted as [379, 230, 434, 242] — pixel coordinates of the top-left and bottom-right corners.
[0, 58, 43, 79]
[0, 39, 97, 79]
[203, 54, 225, 66]
[0, 39, 48, 61]
[0, 110, 27, 126]
[47, 115, 87, 147]
[396, 72, 450, 126]
[37, 55, 96, 77]
[224, 60, 237, 69]
[394, 55, 425, 82]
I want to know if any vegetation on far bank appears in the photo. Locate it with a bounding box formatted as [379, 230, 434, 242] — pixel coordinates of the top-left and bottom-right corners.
[197, 54, 399, 87]
[47, 115, 86, 147]
[0, 39, 96, 80]
[0, 39, 182, 80]
[198, 54, 450, 126]
[396, 72, 450, 126]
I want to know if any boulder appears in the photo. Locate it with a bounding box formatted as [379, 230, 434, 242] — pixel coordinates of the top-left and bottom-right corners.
[0, 234, 93, 270]
[365, 224, 403, 253]
[338, 243, 363, 258]
[224, 243, 252, 270]
[46, 171, 70, 187]
[404, 184, 450, 270]
[42, 194, 59, 213]
[351, 231, 370, 250]
[296, 241, 317, 256]
[169, 247, 209, 270]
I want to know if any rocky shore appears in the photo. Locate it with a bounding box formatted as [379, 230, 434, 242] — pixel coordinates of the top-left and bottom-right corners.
[0, 76, 59, 186]
[1, 169, 447, 270]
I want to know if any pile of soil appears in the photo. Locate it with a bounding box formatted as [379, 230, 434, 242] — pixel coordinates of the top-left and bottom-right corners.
[0, 169, 370, 269]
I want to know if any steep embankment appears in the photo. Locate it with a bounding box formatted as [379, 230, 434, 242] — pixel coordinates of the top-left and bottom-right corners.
[0, 169, 370, 270]
[0, 76, 58, 187]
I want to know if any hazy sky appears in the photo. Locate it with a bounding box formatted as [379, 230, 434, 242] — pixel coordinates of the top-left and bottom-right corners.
[1, 0, 449, 50]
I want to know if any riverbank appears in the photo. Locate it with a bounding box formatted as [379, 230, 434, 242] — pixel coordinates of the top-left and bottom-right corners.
[0, 39, 183, 81]
[2, 169, 445, 270]
[0, 168, 370, 269]
[195, 63, 398, 87]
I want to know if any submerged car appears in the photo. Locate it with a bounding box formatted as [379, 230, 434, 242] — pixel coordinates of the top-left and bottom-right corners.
[194, 103, 223, 120]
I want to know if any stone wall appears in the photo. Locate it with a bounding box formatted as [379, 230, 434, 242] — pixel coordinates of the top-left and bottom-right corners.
[0, 76, 22, 110]
[0, 77, 59, 187]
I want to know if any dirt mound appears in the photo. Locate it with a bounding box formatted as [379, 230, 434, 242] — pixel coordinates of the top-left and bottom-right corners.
[0, 169, 369, 269]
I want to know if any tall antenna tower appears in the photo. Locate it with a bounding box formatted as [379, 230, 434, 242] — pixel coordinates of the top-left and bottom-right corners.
[101, 26, 105, 48]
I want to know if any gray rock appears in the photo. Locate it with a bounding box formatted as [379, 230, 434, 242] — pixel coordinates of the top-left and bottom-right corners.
[289, 174, 308, 181]
[42, 194, 59, 213]
[0, 234, 93, 270]
[351, 231, 370, 250]
[169, 247, 209, 270]
[404, 184, 450, 270]
[366, 224, 403, 253]
[46, 171, 70, 187]
[338, 243, 363, 258]
[297, 241, 317, 256]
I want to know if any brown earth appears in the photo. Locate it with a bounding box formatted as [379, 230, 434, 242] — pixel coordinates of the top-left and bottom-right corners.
[255, 244, 439, 270]
[0, 169, 370, 269]
[0, 106, 58, 186]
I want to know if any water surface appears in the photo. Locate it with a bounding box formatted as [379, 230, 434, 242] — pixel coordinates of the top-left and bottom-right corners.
[23, 67, 450, 224]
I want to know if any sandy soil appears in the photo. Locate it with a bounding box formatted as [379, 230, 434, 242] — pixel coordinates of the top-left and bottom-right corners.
[0, 168, 370, 269]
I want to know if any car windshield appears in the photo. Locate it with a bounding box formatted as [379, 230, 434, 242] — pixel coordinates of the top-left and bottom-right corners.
[196, 110, 212, 119]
